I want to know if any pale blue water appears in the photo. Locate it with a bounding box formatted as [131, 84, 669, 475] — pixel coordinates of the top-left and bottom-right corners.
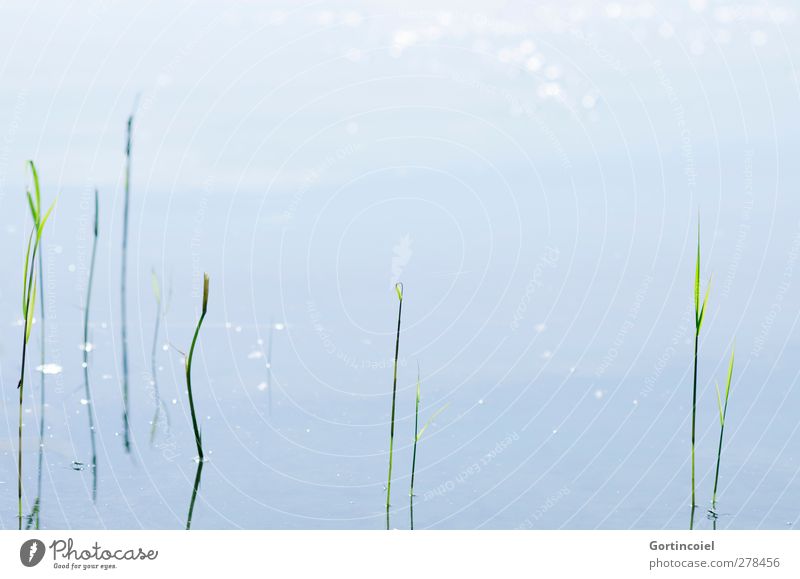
[1, 0, 800, 529]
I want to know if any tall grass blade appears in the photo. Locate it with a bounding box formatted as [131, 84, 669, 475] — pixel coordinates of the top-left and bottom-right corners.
[17, 161, 53, 529]
[409, 365, 447, 530]
[410, 365, 420, 530]
[691, 222, 710, 509]
[712, 344, 735, 509]
[386, 282, 403, 530]
[184, 273, 209, 529]
[186, 273, 209, 460]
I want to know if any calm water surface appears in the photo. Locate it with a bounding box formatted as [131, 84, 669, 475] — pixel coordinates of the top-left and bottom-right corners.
[1, 1, 799, 529]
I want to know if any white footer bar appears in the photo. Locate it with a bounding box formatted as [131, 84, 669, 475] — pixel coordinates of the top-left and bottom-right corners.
[1, 530, 796, 578]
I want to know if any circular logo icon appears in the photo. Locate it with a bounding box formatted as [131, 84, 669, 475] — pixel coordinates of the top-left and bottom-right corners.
[20, 539, 46, 567]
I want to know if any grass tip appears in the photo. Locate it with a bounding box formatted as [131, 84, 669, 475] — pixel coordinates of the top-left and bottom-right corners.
[202, 273, 210, 314]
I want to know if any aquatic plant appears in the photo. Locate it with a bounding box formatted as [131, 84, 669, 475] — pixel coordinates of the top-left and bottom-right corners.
[186, 273, 209, 461]
[712, 344, 735, 509]
[17, 161, 55, 529]
[82, 189, 99, 501]
[28, 187, 49, 529]
[186, 459, 204, 530]
[386, 282, 403, 530]
[184, 273, 209, 530]
[409, 365, 448, 530]
[120, 108, 135, 453]
[691, 224, 711, 507]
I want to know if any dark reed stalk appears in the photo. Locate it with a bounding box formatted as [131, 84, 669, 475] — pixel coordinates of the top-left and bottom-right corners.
[691, 223, 711, 508]
[186, 273, 209, 461]
[18, 235, 36, 531]
[712, 344, 735, 509]
[184, 273, 209, 530]
[121, 108, 135, 453]
[17, 161, 55, 529]
[386, 282, 403, 530]
[410, 366, 421, 504]
[186, 460, 204, 530]
[409, 365, 448, 530]
[410, 365, 420, 530]
[82, 189, 99, 501]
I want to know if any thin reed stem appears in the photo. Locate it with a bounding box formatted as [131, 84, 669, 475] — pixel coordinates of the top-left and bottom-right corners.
[121, 109, 135, 453]
[409, 368, 447, 531]
[691, 222, 710, 509]
[18, 239, 37, 530]
[386, 282, 403, 530]
[410, 366, 420, 501]
[410, 365, 420, 530]
[691, 331, 698, 507]
[30, 236, 46, 529]
[186, 273, 209, 461]
[712, 345, 735, 509]
[17, 161, 55, 530]
[184, 274, 209, 530]
[83, 189, 99, 501]
[186, 460, 204, 530]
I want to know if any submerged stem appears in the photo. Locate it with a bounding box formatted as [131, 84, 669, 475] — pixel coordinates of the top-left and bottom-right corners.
[83, 189, 99, 501]
[121, 111, 134, 453]
[32, 241, 46, 528]
[18, 241, 38, 529]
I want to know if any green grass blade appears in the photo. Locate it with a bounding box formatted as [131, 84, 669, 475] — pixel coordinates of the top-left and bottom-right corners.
[697, 276, 712, 332]
[417, 403, 450, 441]
[386, 282, 403, 529]
[22, 230, 33, 316]
[26, 190, 38, 225]
[712, 342, 736, 509]
[202, 273, 209, 314]
[28, 160, 40, 215]
[185, 272, 209, 460]
[25, 277, 37, 343]
[38, 200, 56, 239]
[722, 344, 735, 418]
[695, 224, 700, 319]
